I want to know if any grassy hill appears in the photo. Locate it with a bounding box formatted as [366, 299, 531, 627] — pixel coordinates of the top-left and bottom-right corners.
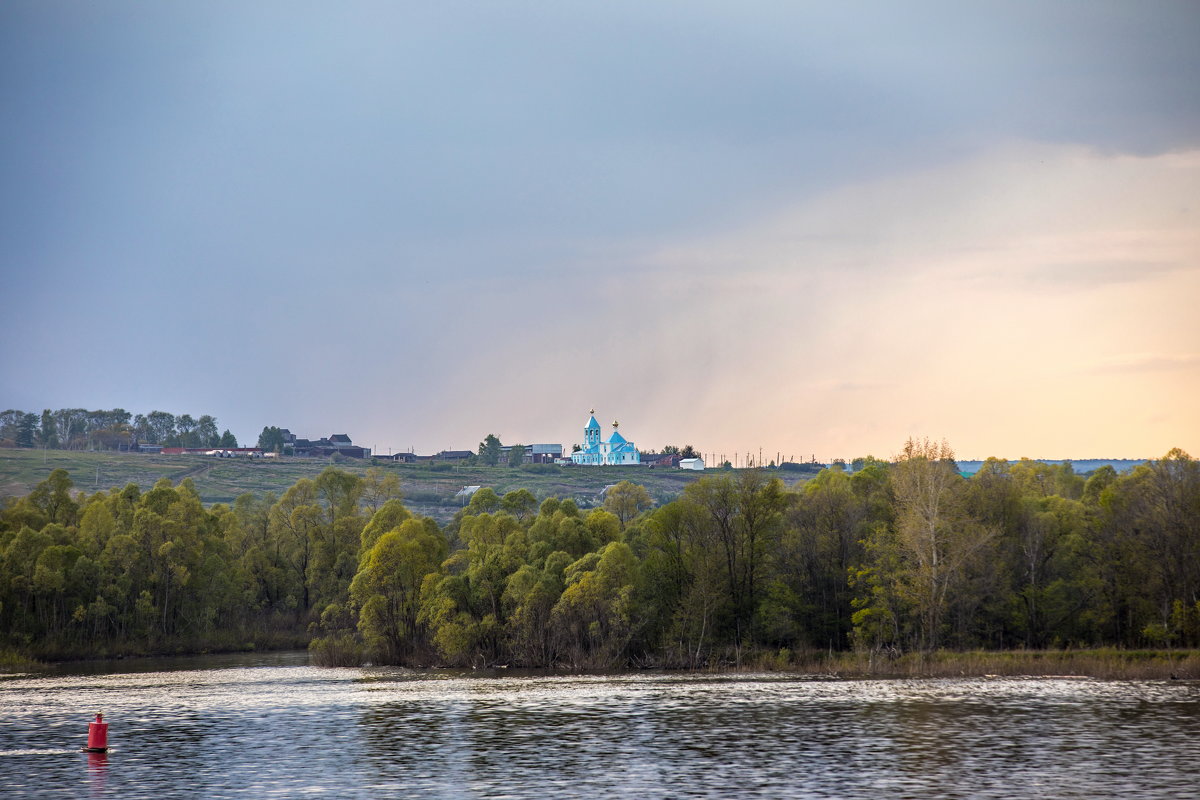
[0, 448, 816, 522]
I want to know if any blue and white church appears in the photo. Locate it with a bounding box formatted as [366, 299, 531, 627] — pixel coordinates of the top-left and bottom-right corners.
[571, 410, 641, 465]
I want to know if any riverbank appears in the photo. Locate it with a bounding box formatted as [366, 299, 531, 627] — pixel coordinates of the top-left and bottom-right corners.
[1, 631, 310, 673]
[0, 647, 46, 673]
[779, 648, 1200, 680]
[5, 644, 1199, 680]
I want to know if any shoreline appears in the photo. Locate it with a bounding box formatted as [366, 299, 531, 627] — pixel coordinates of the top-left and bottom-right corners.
[9, 645, 1198, 682]
[779, 648, 1200, 681]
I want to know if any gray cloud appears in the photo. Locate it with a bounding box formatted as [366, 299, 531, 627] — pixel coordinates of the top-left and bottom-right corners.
[2, 1, 1198, 450]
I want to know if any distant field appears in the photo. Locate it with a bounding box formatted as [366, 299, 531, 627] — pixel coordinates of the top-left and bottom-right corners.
[956, 458, 1149, 476]
[0, 448, 812, 521]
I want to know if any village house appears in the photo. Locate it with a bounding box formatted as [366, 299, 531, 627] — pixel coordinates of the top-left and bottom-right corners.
[292, 433, 370, 459]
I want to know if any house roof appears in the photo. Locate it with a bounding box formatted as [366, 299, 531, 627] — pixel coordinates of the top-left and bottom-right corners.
[606, 429, 628, 444]
[329, 434, 352, 443]
[586, 415, 601, 430]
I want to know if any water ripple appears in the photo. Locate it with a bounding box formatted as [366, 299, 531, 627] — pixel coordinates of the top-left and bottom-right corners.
[0, 654, 1197, 799]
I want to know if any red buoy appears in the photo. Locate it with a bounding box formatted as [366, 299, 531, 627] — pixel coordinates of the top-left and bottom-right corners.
[85, 712, 108, 752]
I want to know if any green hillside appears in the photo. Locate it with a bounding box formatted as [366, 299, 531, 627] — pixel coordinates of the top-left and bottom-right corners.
[0, 448, 811, 521]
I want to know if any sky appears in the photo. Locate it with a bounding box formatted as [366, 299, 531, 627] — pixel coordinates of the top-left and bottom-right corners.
[1, 1, 1198, 462]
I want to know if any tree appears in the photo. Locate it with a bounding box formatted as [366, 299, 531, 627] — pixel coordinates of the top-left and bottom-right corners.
[676, 471, 788, 654]
[16, 412, 38, 448]
[350, 518, 447, 662]
[0, 409, 23, 444]
[196, 415, 220, 448]
[28, 469, 79, 526]
[680, 445, 698, 459]
[269, 479, 323, 615]
[176, 414, 197, 446]
[258, 426, 285, 453]
[550, 542, 640, 667]
[466, 488, 501, 514]
[501, 489, 538, 520]
[855, 438, 995, 651]
[38, 410, 59, 449]
[508, 443, 526, 467]
[219, 430, 238, 448]
[604, 481, 653, 529]
[362, 467, 403, 514]
[53, 409, 89, 449]
[478, 434, 502, 466]
[145, 411, 176, 445]
[781, 465, 877, 650]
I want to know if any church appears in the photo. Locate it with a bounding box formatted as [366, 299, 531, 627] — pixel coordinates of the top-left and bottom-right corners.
[570, 410, 641, 466]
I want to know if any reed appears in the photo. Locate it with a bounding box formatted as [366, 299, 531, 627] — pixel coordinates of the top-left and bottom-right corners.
[0, 646, 48, 672]
[791, 648, 1200, 680]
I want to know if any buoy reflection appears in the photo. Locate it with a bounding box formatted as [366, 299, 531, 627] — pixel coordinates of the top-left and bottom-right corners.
[87, 751, 107, 796]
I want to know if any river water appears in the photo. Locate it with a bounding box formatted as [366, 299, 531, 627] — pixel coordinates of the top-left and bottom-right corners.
[1, 652, 1198, 799]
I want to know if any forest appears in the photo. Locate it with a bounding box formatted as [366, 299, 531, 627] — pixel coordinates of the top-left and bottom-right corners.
[0, 407, 237, 451]
[1, 440, 1197, 668]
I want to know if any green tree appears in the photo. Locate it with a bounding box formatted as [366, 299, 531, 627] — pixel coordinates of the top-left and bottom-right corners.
[258, 426, 285, 452]
[37, 409, 59, 449]
[53, 408, 89, 449]
[27, 469, 79, 527]
[781, 464, 878, 650]
[508, 443, 526, 467]
[501, 489, 538, 520]
[466, 488, 501, 515]
[0, 409, 24, 444]
[269, 479, 323, 615]
[196, 415, 220, 448]
[219, 430, 238, 448]
[549, 541, 641, 667]
[362, 467, 403, 514]
[603, 481, 653, 529]
[350, 518, 446, 662]
[856, 438, 995, 651]
[176, 414, 198, 447]
[676, 470, 788, 654]
[145, 411, 176, 445]
[16, 413, 38, 448]
[478, 434, 503, 466]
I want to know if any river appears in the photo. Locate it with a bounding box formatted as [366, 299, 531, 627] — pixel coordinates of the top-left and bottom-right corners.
[1, 651, 1198, 799]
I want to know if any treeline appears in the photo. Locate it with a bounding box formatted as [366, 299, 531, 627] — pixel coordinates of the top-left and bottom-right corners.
[0, 408, 238, 450]
[0, 441, 1197, 667]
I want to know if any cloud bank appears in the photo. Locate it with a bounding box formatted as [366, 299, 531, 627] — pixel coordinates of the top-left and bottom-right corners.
[1, 3, 1197, 459]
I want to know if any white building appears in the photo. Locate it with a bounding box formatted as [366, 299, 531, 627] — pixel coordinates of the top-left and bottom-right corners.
[570, 410, 641, 466]
[680, 458, 705, 471]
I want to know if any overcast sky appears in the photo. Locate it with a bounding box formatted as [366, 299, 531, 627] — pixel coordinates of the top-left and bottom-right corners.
[2, 2, 1198, 461]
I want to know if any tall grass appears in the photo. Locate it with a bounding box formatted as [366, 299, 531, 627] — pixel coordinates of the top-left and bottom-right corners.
[782, 648, 1200, 680]
[0, 646, 47, 673]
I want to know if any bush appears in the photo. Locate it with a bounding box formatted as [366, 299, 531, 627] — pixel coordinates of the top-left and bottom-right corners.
[309, 632, 363, 667]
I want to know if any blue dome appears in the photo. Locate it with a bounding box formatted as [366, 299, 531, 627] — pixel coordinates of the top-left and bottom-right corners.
[586, 415, 601, 430]
[606, 429, 627, 445]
